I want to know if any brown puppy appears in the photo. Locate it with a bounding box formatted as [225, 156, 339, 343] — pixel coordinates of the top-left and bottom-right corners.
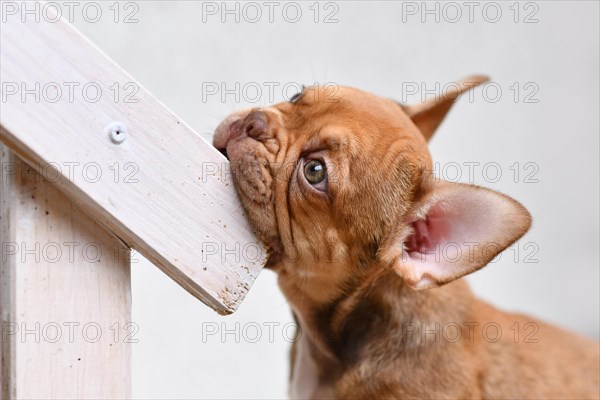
[213, 76, 600, 399]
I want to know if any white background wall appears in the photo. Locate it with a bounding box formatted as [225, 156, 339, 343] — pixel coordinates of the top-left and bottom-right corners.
[71, 1, 599, 398]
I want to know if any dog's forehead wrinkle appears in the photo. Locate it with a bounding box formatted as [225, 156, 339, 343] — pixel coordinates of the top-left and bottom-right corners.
[301, 130, 353, 156]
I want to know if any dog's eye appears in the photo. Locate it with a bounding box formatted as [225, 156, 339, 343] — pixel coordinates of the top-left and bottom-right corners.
[289, 85, 305, 103]
[303, 159, 327, 186]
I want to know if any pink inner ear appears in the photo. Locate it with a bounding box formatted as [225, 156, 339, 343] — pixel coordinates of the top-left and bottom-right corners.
[395, 182, 530, 289]
[400, 202, 472, 289]
[400, 200, 485, 288]
[405, 204, 454, 256]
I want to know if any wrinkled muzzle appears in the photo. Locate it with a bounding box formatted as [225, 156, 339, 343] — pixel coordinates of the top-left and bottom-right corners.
[213, 110, 283, 265]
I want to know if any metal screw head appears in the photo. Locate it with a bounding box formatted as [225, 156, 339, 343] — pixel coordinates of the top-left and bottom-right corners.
[106, 121, 127, 144]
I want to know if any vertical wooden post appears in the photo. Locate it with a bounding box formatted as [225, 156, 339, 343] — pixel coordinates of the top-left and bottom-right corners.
[0, 143, 131, 399]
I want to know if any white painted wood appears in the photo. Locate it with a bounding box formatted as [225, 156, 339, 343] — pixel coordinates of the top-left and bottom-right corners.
[0, 144, 131, 399]
[0, 9, 266, 314]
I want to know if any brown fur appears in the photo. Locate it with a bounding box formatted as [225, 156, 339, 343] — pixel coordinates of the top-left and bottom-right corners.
[213, 78, 600, 399]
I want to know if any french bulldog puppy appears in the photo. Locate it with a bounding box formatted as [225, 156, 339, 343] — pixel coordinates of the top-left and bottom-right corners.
[213, 76, 600, 399]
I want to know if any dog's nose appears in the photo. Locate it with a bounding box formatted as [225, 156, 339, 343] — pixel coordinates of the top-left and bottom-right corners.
[213, 110, 268, 159]
[240, 111, 267, 139]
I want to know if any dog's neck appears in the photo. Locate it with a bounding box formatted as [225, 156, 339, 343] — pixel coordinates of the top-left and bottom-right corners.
[278, 260, 475, 378]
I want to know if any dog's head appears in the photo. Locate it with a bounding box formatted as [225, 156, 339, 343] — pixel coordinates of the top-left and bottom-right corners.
[214, 76, 531, 304]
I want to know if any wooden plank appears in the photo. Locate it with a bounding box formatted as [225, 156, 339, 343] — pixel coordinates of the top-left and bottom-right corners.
[0, 144, 131, 399]
[0, 9, 266, 314]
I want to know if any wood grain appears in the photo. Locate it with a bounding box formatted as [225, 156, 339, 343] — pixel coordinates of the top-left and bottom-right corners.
[1, 144, 131, 399]
[0, 11, 266, 314]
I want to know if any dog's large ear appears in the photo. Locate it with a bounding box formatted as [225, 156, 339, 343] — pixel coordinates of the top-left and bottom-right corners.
[400, 75, 489, 141]
[379, 179, 531, 290]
